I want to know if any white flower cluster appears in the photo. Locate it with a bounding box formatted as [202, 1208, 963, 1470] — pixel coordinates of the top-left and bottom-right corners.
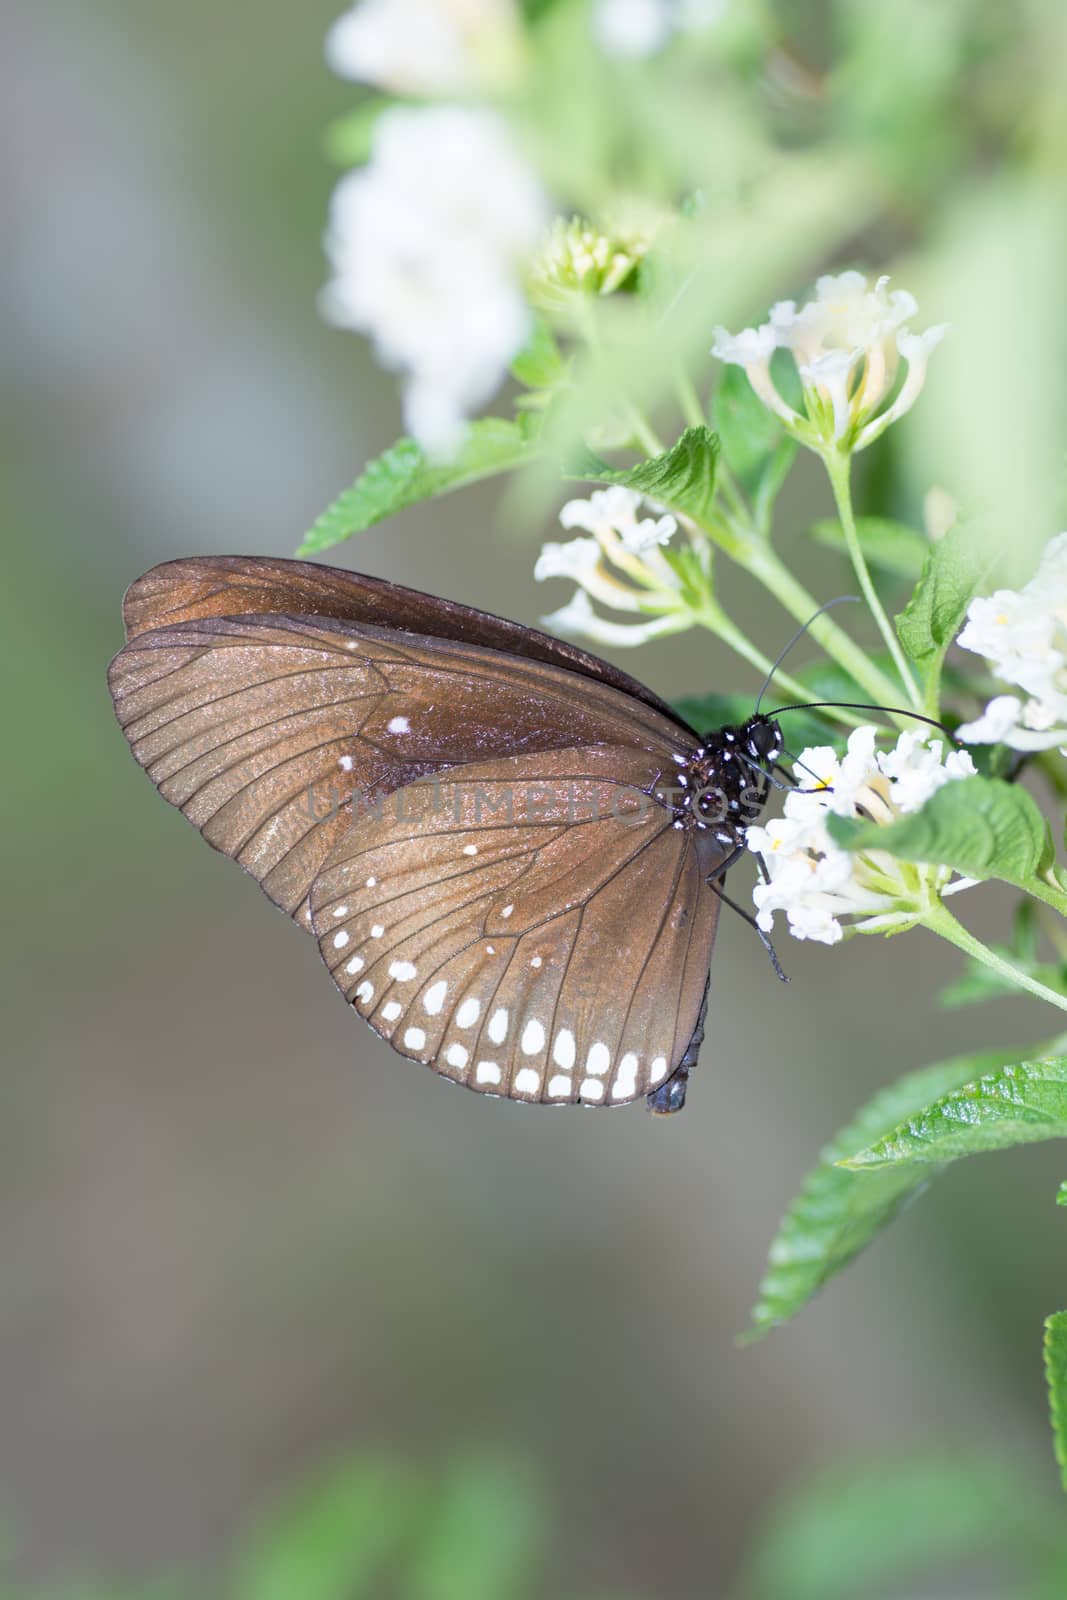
[592, 0, 725, 60]
[956, 533, 1067, 752]
[322, 106, 546, 458]
[326, 0, 521, 95]
[713, 271, 945, 454]
[535, 486, 687, 646]
[747, 728, 976, 944]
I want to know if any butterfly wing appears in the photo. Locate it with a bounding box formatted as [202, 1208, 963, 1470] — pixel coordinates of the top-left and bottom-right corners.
[121, 555, 683, 723]
[309, 746, 723, 1106]
[108, 611, 693, 928]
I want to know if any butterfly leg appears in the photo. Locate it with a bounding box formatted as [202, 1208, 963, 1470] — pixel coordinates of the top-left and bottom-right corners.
[705, 874, 788, 983]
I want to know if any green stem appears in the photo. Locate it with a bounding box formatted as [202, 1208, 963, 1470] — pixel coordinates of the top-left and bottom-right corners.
[925, 902, 1067, 1015]
[738, 540, 912, 717]
[697, 606, 836, 714]
[824, 448, 922, 710]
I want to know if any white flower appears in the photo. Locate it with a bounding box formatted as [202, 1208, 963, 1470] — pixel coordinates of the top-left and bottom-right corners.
[322, 106, 547, 458]
[536, 486, 689, 646]
[747, 727, 977, 944]
[326, 0, 521, 95]
[592, 0, 673, 58]
[540, 588, 685, 647]
[956, 532, 1067, 752]
[712, 271, 946, 454]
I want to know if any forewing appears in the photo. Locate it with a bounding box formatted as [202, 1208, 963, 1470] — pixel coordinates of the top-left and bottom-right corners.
[108, 613, 692, 927]
[121, 555, 684, 723]
[309, 746, 721, 1107]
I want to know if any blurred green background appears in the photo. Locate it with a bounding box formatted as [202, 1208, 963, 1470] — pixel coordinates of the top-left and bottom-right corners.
[3, 0, 1067, 1594]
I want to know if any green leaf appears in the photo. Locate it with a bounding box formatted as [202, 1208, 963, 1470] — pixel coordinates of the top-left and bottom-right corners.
[1045, 1312, 1067, 1495]
[748, 1044, 1024, 1336]
[568, 426, 719, 530]
[734, 1452, 1056, 1600]
[231, 1460, 422, 1600]
[828, 775, 1054, 887]
[713, 364, 781, 489]
[844, 1051, 1067, 1169]
[713, 366, 797, 529]
[895, 519, 999, 675]
[1058, 1182, 1067, 1207]
[510, 319, 568, 391]
[407, 1456, 542, 1600]
[808, 515, 929, 580]
[298, 420, 540, 553]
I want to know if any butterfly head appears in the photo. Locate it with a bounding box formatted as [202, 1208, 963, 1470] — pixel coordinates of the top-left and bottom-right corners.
[740, 713, 784, 769]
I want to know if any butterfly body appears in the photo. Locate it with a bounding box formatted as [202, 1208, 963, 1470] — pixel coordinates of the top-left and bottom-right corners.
[108, 556, 781, 1114]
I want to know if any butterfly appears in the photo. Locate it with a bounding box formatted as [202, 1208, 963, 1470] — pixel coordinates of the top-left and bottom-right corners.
[108, 555, 786, 1114]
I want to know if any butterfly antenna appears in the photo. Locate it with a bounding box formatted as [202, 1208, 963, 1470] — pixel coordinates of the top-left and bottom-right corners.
[755, 596, 861, 713]
[770, 702, 958, 741]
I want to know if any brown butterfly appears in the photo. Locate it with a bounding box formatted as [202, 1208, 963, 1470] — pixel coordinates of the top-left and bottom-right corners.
[108, 555, 785, 1113]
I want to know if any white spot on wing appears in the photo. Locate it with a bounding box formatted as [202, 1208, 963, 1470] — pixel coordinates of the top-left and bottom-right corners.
[333, 931, 350, 950]
[530, 956, 542, 969]
[488, 1008, 508, 1044]
[446, 1043, 469, 1069]
[521, 1019, 545, 1055]
[345, 955, 364, 975]
[424, 980, 448, 1015]
[404, 1027, 426, 1050]
[338, 754, 354, 771]
[613, 1053, 639, 1100]
[586, 1041, 610, 1076]
[514, 1067, 540, 1095]
[463, 844, 478, 855]
[371, 924, 384, 939]
[579, 1078, 605, 1102]
[547, 1074, 572, 1098]
[476, 1061, 501, 1085]
[387, 715, 410, 734]
[333, 905, 349, 918]
[365, 876, 377, 888]
[456, 997, 481, 1029]
[355, 981, 374, 1005]
[553, 1030, 576, 1071]
[649, 1055, 668, 1084]
[381, 1001, 402, 1022]
[501, 904, 514, 918]
[389, 960, 417, 981]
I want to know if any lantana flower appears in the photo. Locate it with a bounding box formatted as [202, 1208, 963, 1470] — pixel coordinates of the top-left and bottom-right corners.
[326, 0, 522, 95]
[322, 106, 546, 458]
[747, 728, 977, 944]
[956, 532, 1067, 753]
[712, 271, 946, 455]
[535, 486, 690, 646]
[529, 214, 659, 310]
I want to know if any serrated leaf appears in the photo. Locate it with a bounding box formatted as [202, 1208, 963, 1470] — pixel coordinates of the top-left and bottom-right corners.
[298, 420, 539, 553]
[1045, 1312, 1067, 1495]
[231, 1460, 422, 1600]
[568, 426, 719, 529]
[828, 775, 1054, 886]
[895, 519, 999, 673]
[808, 516, 929, 580]
[844, 1052, 1067, 1169]
[748, 1044, 1025, 1336]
